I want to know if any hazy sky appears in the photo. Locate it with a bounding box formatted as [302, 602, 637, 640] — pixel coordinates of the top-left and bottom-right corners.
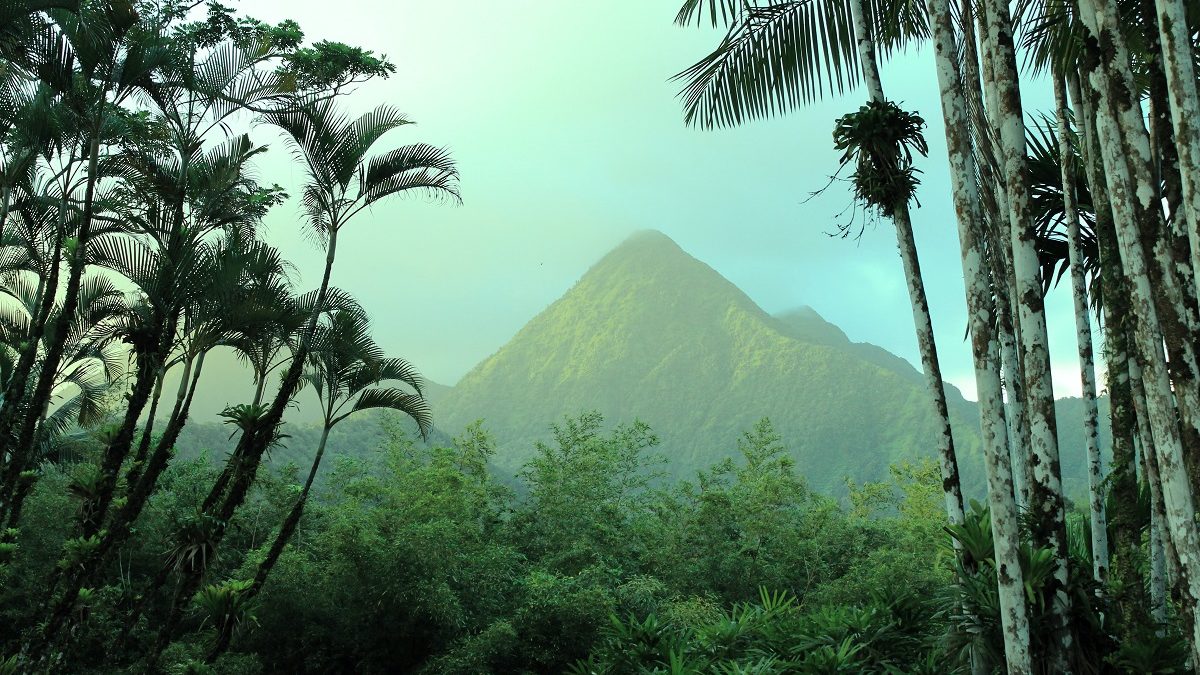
[232, 0, 1087, 401]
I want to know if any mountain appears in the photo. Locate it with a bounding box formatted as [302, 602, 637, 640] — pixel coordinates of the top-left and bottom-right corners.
[169, 230, 1108, 497]
[435, 230, 993, 493]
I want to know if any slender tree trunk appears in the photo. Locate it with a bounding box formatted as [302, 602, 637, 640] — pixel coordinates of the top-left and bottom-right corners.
[80, 335, 166, 538]
[1150, 505, 1168, 627]
[1070, 70, 1149, 634]
[249, 424, 331, 593]
[127, 365, 169, 490]
[0, 185, 10, 246]
[997, 290, 1032, 510]
[1133, 358, 1173, 627]
[977, 0, 1071, 661]
[207, 424, 333, 663]
[846, 0, 965, 530]
[1078, 0, 1200, 655]
[1080, 0, 1200, 477]
[923, 0, 1032, 668]
[150, 228, 341, 665]
[1150, 0, 1200, 298]
[963, 0, 1033, 510]
[1054, 75, 1110, 580]
[1139, 7, 1200, 498]
[252, 371, 266, 407]
[895, 206, 967, 529]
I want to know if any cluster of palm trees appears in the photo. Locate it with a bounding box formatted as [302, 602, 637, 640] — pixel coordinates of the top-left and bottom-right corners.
[677, 0, 1200, 671]
[0, 0, 457, 668]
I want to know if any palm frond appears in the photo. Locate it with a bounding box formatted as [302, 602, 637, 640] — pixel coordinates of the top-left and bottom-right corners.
[674, 0, 860, 128]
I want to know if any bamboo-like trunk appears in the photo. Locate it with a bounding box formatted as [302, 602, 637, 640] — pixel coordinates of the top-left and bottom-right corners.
[1140, 3, 1200, 496]
[1133, 359, 1172, 626]
[1054, 75, 1110, 580]
[923, 0, 1032, 668]
[127, 365, 169, 490]
[895, 206, 966, 528]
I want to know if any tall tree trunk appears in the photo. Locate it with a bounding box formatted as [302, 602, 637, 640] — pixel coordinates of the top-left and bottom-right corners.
[1054, 74, 1110, 580]
[1133, 358, 1173, 626]
[150, 228, 341, 666]
[963, 0, 1033, 510]
[1077, 0, 1200, 656]
[977, 0, 1071, 660]
[895, 206, 967, 529]
[846, 0, 965, 530]
[1140, 5, 1200, 497]
[128, 366, 169, 488]
[207, 424, 333, 663]
[923, 0, 1032, 668]
[1080, 0, 1200, 471]
[1150, 0, 1200, 297]
[1070, 70, 1149, 634]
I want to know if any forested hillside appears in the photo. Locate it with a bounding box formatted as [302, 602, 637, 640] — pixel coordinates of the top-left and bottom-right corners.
[436, 231, 1109, 497]
[2, 0, 1198, 673]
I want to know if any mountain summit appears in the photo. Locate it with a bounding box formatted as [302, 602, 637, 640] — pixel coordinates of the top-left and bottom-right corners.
[436, 231, 986, 491]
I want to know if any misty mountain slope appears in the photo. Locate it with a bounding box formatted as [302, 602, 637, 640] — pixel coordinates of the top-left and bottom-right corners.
[436, 230, 990, 493]
[773, 306, 975, 409]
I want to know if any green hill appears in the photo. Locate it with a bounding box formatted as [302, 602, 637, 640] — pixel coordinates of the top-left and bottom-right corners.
[171, 230, 1109, 497]
[435, 230, 995, 493]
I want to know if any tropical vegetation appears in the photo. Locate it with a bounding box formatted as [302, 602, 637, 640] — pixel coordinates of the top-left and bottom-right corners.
[1, 0, 1199, 672]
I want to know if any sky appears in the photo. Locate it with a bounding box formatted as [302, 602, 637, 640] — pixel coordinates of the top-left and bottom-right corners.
[227, 0, 1091, 402]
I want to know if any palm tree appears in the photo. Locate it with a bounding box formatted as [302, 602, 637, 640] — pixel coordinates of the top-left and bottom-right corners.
[148, 96, 459, 662]
[1071, 0, 1200, 658]
[674, 0, 966, 534]
[37, 134, 293, 646]
[206, 309, 430, 661]
[1064, 66, 1149, 635]
[1045, 80, 1110, 580]
[920, 0, 1033, 667]
[0, 4, 172, 512]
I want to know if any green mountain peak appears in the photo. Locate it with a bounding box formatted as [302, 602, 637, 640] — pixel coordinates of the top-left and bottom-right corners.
[435, 233, 987, 491]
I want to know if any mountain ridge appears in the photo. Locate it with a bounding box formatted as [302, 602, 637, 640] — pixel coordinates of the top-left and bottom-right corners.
[435, 229, 991, 492]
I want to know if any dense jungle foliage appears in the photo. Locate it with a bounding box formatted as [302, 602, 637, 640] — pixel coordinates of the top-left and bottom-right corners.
[4, 413, 1177, 674]
[4, 0, 1200, 672]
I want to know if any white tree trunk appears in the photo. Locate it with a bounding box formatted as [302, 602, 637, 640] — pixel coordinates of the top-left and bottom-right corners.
[846, 0, 966, 529]
[961, 0, 1032, 511]
[1076, 0, 1200, 657]
[1131, 357, 1177, 627]
[1079, 0, 1200, 458]
[895, 207, 967, 528]
[977, 0, 1071, 659]
[847, 0, 884, 102]
[1151, 0, 1200, 298]
[925, 0, 1032, 670]
[1055, 75, 1110, 580]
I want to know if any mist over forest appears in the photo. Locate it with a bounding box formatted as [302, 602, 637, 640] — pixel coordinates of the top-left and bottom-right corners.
[1, 1, 1198, 674]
